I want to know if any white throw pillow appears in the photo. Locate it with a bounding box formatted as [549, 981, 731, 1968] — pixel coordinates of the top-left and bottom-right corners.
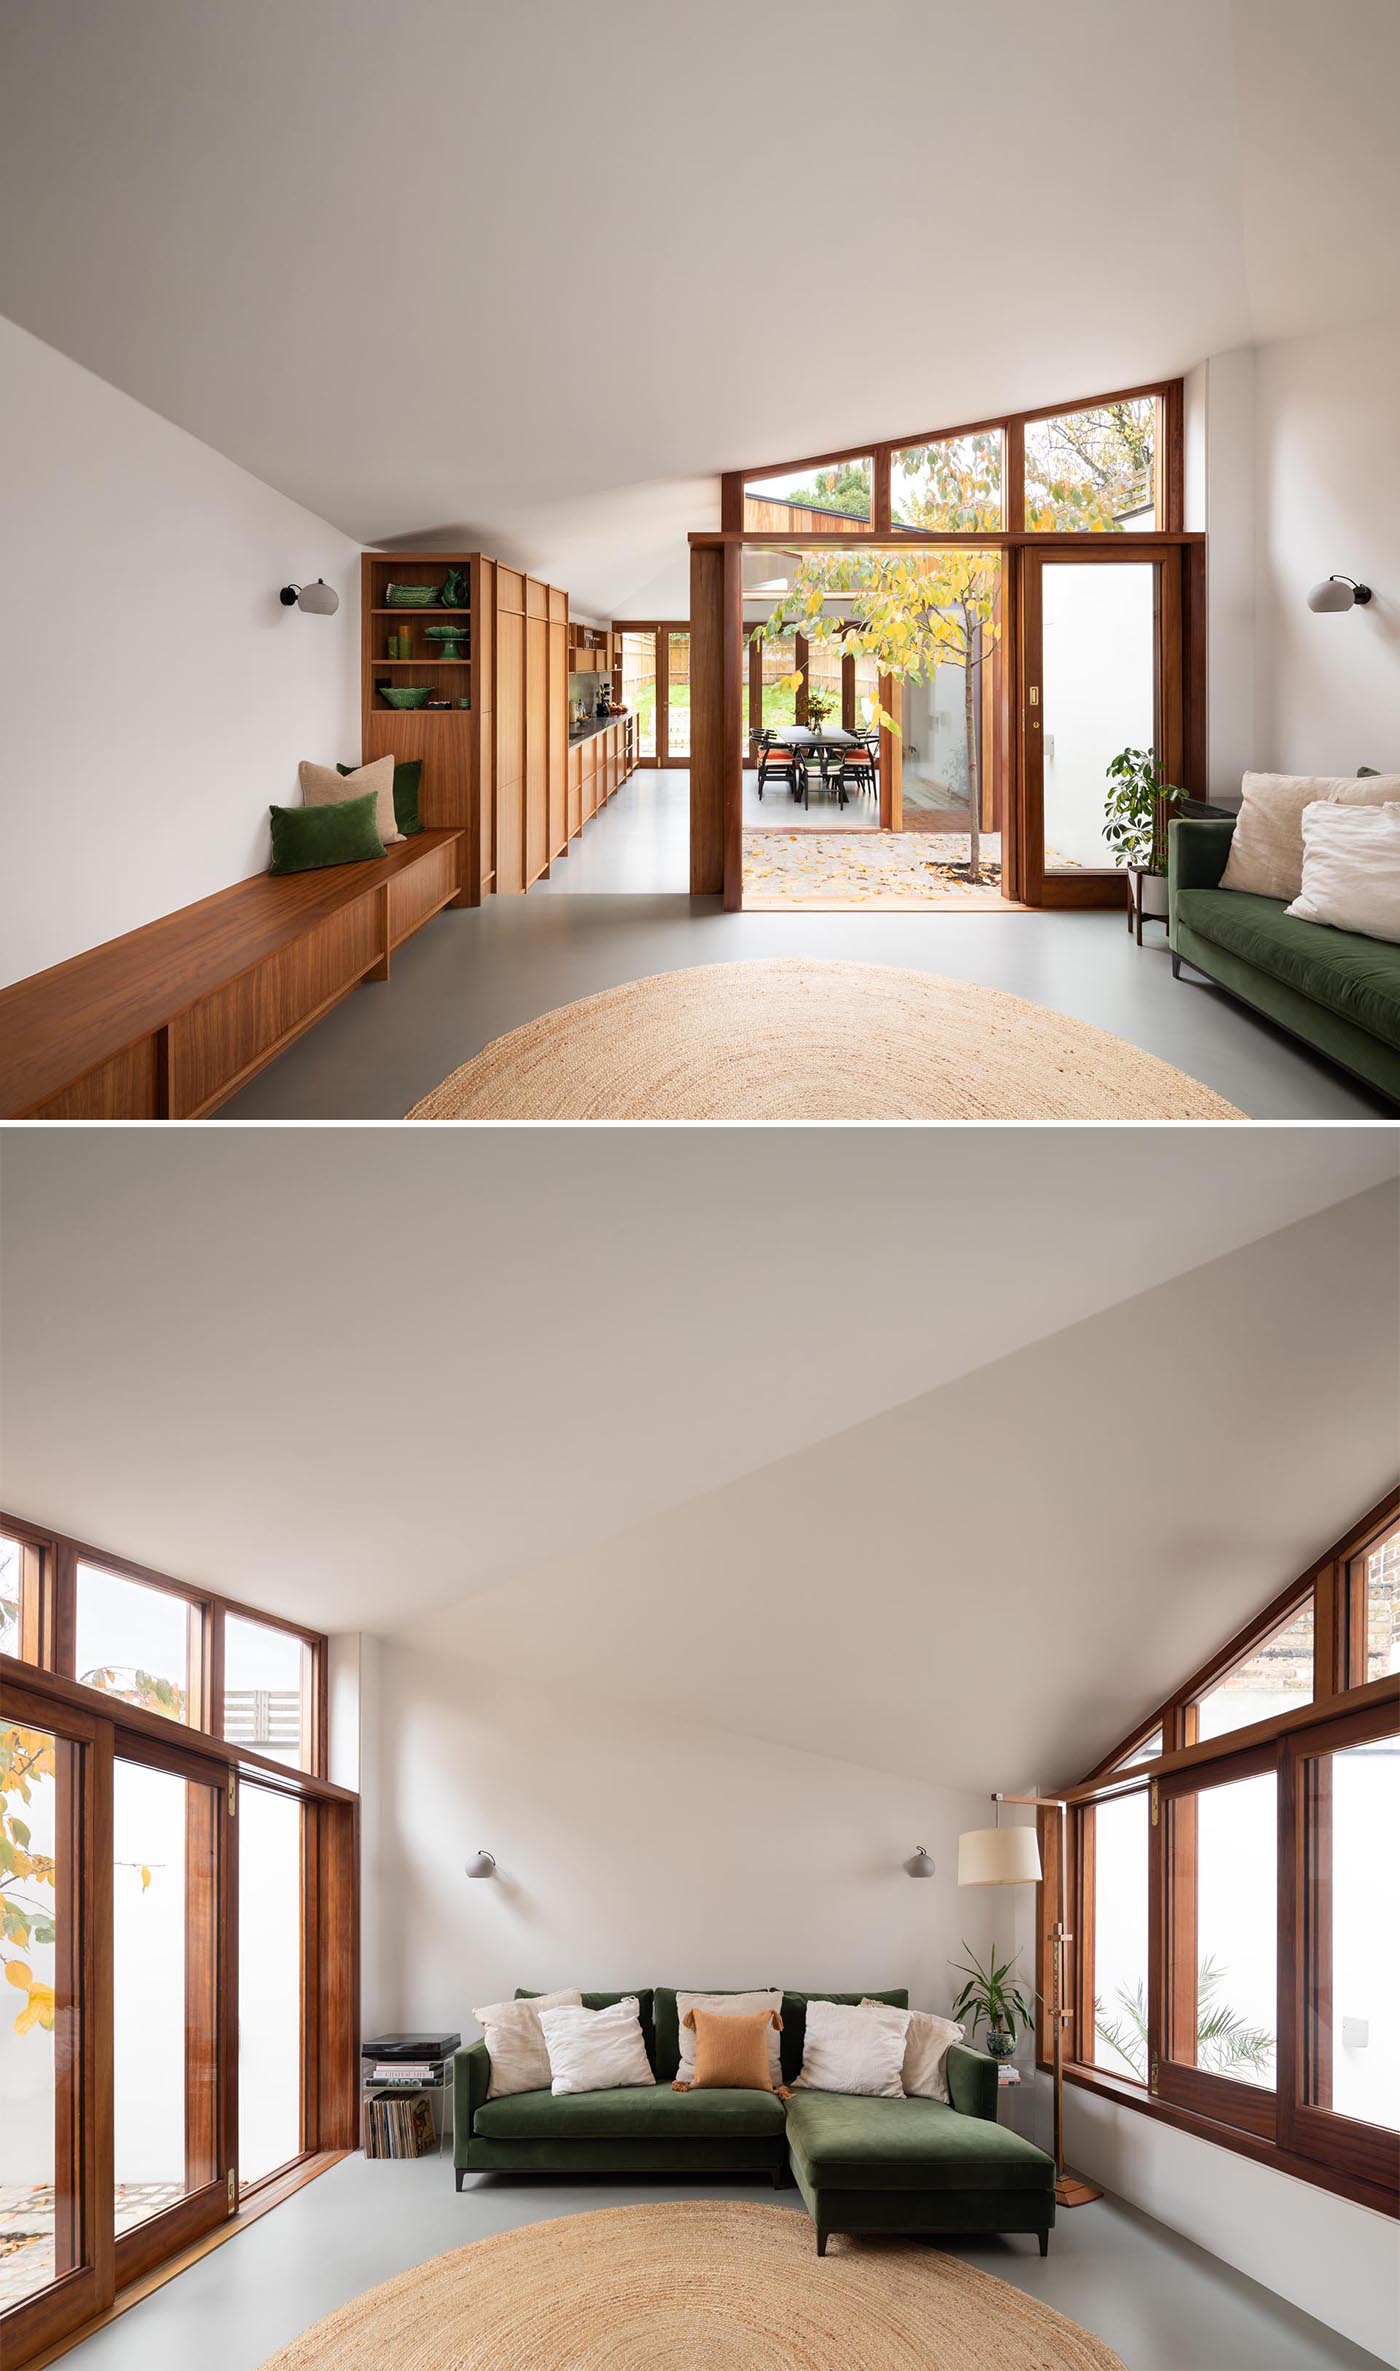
[473, 1988, 583, 2100]
[861, 1999, 965, 2103]
[1219, 771, 1400, 903]
[793, 1998, 910, 2098]
[1286, 802, 1400, 946]
[537, 1996, 655, 2097]
[674, 1991, 784, 2087]
[300, 754, 402, 846]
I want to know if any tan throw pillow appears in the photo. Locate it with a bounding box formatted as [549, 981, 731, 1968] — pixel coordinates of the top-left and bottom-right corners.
[300, 755, 401, 846]
[674, 1990, 784, 2088]
[862, 1999, 965, 2102]
[473, 1988, 583, 2099]
[681, 2005, 785, 2094]
[1219, 772, 1400, 903]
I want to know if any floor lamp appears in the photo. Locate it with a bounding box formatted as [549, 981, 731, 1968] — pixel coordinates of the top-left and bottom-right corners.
[958, 1792, 1102, 2209]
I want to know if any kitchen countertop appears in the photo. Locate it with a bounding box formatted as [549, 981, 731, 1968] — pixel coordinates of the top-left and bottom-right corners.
[568, 713, 629, 746]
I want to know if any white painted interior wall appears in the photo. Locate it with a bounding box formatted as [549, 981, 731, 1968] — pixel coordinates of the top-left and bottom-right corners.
[0, 316, 361, 988]
[1193, 318, 1399, 799]
[361, 1642, 1001, 2049]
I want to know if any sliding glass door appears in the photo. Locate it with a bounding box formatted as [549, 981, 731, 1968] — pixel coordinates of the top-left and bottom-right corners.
[237, 1783, 304, 2191]
[112, 1743, 229, 2281]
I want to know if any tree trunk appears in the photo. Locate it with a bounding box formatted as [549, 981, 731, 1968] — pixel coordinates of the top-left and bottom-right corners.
[963, 606, 981, 882]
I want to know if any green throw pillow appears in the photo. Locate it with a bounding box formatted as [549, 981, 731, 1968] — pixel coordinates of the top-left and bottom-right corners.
[338, 756, 423, 834]
[268, 790, 385, 876]
[1358, 766, 1380, 777]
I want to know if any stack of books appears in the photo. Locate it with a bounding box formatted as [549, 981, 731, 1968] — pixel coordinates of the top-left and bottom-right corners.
[362, 2091, 434, 2159]
[365, 2056, 439, 2086]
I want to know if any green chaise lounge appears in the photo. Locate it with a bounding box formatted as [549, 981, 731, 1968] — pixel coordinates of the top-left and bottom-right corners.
[452, 1985, 1057, 2256]
[1169, 817, 1400, 1104]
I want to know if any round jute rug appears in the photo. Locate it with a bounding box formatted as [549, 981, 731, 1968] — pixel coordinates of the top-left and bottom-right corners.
[406, 959, 1241, 1121]
[257, 2199, 1125, 2371]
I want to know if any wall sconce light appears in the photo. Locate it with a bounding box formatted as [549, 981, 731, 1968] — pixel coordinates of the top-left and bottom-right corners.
[905, 1845, 936, 1878]
[465, 1850, 497, 1879]
[1307, 575, 1373, 613]
[279, 578, 340, 615]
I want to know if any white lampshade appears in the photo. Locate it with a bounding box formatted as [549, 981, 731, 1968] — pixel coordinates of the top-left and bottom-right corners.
[297, 578, 340, 615]
[958, 1826, 1042, 1886]
[1308, 578, 1355, 613]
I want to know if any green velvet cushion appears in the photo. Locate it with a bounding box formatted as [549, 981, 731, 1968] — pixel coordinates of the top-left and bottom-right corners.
[338, 757, 423, 835]
[268, 790, 384, 875]
[1175, 888, 1400, 1050]
[516, 1989, 656, 2072]
[779, 1991, 908, 2087]
[653, 1986, 778, 2083]
[784, 2092, 1054, 2193]
[473, 2083, 786, 2143]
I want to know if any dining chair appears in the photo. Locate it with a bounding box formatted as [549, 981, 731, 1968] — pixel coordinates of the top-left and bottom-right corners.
[756, 734, 800, 801]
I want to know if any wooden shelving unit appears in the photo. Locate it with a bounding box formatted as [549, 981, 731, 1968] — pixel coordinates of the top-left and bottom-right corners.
[361, 551, 491, 903]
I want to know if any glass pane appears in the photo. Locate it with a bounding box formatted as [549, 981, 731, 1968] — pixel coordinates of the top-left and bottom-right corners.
[1307, 1734, 1400, 2131]
[223, 1616, 309, 1771]
[744, 458, 871, 532]
[0, 1534, 20, 1658]
[1116, 1728, 1163, 1771]
[620, 632, 656, 760]
[1364, 1526, 1400, 1681]
[806, 639, 843, 735]
[0, 1721, 79, 2308]
[1091, 1789, 1149, 2081]
[665, 633, 691, 761]
[759, 634, 798, 735]
[892, 431, 1003, 531]
[74, 1562, 190, 1725]
[1040, 561, 1154, 871]
[899, 550, 1002, 854]
[1026, 397, 1157, 530]
[1195, 1598, 1314, 1742]
[113, 1760, 219, 2234]
[852, 648, 879, 732]
[1178, 1772, 1277, 2088]
[238, 1785, 302, 2188]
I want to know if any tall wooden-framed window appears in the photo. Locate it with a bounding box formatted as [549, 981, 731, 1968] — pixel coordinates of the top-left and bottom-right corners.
[608, 622, 691, 768]
[0, 1650, 357, 2371]
[1056, 1487, 1400, 2217]
[0, 1514, 327, 1778]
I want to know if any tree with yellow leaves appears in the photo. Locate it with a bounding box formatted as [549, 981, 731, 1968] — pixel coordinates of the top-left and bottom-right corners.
[1, 1724, 58, 2037]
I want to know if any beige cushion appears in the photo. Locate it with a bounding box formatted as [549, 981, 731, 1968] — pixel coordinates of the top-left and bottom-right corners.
[473, 1988, 583, 2099]
[792, 1997, 910, 2097]
[1287, 802, 1400, 945]
[1220, 772, 1400, 903]
[536, 1996, 655, 2096]
[862, 1999, 965, 2103]
[300, 755, 400, 846]
[675, 1990, 784, 2088]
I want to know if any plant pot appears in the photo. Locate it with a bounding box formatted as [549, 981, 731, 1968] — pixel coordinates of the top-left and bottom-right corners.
[984, 2027, 1016, 2061]
[1129, 866, 1169, 919]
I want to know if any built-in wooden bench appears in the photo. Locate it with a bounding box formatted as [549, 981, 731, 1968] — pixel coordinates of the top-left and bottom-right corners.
[0, 829, 466, 1119]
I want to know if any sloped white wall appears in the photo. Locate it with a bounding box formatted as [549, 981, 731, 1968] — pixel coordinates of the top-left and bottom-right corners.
[0, 316, 361, 987]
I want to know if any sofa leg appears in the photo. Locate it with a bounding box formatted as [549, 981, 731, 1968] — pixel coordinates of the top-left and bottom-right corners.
[772, 2167, 784, 2190]
[455, 2168, 466, 2192]
[816, 2230, 828, 2258]
[1171, 952, 1182, 979]
[1038, 2230, 1049, 2257]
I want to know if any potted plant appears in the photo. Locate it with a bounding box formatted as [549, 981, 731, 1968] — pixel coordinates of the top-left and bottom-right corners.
[1103, 745, 1186, 931]
[949, 1942, 1034, 2062]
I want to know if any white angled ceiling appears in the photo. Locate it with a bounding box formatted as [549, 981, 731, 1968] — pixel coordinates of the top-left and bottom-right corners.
[1, 0, 1396, 614]
[1, 1126, 1395, 1794]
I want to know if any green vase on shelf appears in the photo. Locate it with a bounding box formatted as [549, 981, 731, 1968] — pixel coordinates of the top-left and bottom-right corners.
[440, 567, 468, 608]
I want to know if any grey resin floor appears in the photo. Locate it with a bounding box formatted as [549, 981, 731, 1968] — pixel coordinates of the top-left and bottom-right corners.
[221, 770, 1390, 1121]
[54, 2152, 1391, 2371]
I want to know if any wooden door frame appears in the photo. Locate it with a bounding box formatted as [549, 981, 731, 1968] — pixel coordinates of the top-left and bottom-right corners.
[689, 528, 1202, 912]
[1016, 542, 1185, 909]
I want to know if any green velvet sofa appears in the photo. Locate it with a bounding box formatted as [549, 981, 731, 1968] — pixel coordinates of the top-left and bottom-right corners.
[1169, 818, 1400, 1104]
[452, 1986, 1056, 2256]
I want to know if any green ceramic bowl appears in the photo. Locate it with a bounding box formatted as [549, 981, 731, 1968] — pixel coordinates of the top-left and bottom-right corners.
[385, 583, 441, 608]
[380, 686, 431, 710]
[424, 623, 470, 641]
